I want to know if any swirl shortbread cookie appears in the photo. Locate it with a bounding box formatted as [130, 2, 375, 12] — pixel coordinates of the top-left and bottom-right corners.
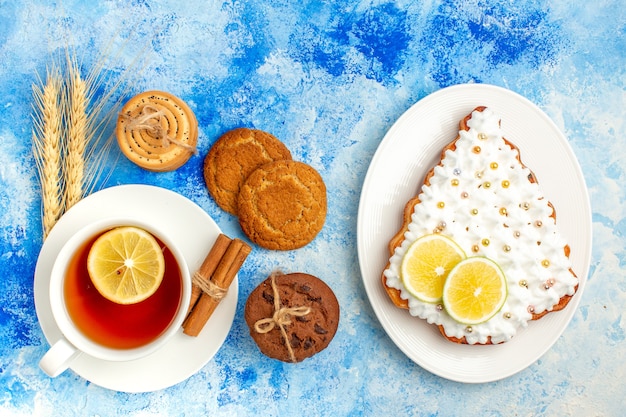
[116, 91, 198, 172]
[382, 106, 578, 345]
[203, 128, 292, 215]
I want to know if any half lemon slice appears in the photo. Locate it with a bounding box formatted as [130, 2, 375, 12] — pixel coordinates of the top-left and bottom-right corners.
[87, 226, 165, 304]
[400, 234, 466, 303]
[442, 257, 507, 325]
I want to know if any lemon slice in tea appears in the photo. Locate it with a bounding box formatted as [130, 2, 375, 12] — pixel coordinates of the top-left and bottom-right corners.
[400, 234, 466, 303]
[87, 226, 165, 305]
[442, 257, 507, 325]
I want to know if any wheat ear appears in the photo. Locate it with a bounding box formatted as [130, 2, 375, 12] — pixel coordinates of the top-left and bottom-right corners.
[32, 68, 64, 238]
[33, 31, 150, 238]
[63, 61, 88, 210]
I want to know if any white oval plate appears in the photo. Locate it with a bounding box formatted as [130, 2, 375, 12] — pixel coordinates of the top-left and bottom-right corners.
[357, 84, 592, 383]
[34, 184, 236, 392]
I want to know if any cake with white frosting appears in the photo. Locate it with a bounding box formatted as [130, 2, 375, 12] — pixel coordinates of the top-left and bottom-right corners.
[381, 106, 579, 344]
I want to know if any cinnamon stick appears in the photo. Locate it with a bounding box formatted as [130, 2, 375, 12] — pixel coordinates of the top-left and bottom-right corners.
[183, 238, 251, 336]
[186, 233, 232, 316]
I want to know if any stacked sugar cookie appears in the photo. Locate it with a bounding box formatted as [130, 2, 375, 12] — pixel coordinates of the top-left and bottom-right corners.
[204, 128, 327, 250]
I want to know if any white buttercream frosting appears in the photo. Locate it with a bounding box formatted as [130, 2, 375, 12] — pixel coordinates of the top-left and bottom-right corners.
[383, 107, 578, 344]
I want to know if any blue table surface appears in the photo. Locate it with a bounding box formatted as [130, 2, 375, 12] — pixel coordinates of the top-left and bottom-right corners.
[1, 1, 624, 416]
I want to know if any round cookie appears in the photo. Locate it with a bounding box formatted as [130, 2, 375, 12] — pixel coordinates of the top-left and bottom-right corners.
[116, 90, 198, 172]
[203, 128, 292, 215]
[237, 160, 327, 250]
[244, 272, 340, 363]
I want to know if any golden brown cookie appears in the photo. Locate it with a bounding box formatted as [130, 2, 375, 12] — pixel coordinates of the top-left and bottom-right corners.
[238, 160, 326, 250]
[244, 271, 340, 363]
[203, 128, 292, 215]
[116, 91, 198, 172]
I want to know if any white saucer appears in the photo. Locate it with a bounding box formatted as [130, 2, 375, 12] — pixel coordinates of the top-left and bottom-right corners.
[34, 184, 237, 392]
[357, 84, 592, 383]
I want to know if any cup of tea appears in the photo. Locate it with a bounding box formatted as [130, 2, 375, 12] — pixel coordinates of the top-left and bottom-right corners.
[39, 217, 191, 377]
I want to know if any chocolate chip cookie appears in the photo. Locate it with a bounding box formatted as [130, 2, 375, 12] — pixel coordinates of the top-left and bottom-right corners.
[244, 272, 339, 363]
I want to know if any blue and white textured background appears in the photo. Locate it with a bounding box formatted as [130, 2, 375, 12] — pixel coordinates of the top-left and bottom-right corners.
[1, 1, 624, 416]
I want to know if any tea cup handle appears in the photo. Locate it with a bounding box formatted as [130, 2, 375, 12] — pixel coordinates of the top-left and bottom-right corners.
[39, 338, 81, 377]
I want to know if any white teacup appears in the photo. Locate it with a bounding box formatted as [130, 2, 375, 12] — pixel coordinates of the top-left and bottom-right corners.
[39, 217, 191, 377]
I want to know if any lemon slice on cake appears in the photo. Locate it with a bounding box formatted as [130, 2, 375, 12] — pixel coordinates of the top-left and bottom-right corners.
[442, 257, 507, 325]
[400, 234, 466, 303]
[87, 226, 165, 305]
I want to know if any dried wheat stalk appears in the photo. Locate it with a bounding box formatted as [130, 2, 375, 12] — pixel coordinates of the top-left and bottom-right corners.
[62, 61, 88, 210]
[32, 68, 64, 238]
[32, 32, 150, 239]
